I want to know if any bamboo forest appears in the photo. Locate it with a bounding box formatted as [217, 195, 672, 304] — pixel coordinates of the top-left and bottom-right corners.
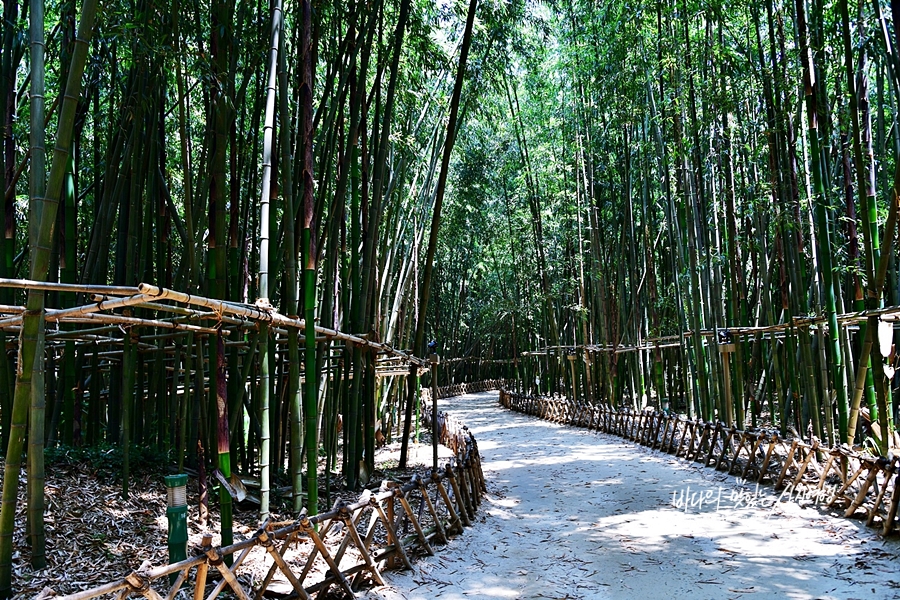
[1, 0, 900, 596]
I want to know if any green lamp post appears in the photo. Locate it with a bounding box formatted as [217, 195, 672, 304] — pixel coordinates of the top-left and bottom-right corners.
[164, 474, 188, 582]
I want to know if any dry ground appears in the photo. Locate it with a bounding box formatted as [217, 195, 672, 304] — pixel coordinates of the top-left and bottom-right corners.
[5, 436, 451, 598]
[7, 390, 900, 599]
[363, 391, 900, 600]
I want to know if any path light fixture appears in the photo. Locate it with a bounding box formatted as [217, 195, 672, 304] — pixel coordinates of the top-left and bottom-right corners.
[164, 474, 188, 581]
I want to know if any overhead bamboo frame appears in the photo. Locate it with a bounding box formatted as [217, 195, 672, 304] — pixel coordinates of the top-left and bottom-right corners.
[0, 278, 430, 368]
[529, 301, 900, 357]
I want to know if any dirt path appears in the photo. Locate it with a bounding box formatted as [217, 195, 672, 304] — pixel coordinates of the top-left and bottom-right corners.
[363, 391, 900, 600]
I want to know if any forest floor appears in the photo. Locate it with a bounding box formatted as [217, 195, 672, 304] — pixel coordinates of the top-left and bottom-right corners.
[362, 391, 900, 600]
[7, 431, 453, 598]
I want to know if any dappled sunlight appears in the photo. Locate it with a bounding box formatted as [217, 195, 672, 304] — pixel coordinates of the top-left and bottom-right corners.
[369, 391, 900, 600]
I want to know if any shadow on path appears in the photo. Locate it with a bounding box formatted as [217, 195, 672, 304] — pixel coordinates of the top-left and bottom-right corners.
[364, 392, 900, 600]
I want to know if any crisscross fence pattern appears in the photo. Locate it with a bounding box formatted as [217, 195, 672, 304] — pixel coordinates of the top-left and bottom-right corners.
[500, 390, 900, 536]
[421, 379, 511, 403]
[53, 429, 485, 600]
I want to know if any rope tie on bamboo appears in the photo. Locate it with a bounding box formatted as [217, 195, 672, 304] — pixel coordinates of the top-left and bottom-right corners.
[124, 568, 151, 593]
[257, 527, 275, 549]
[298, 515, 313, 533]
[205, 547, 225, 567]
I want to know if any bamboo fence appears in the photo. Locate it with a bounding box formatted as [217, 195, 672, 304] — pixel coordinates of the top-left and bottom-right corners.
[499, 389, 900, 537]
[420, 379, 511, 404]
[49, 404, 485, 600]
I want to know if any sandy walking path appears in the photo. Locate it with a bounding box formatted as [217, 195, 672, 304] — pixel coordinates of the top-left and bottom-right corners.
[363, 391, 900, 600]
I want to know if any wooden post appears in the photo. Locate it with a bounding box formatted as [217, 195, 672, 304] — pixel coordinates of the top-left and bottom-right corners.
[718, 331, 736, 426]
[567, 353, 578, 403]
[431, 353, 439, 473]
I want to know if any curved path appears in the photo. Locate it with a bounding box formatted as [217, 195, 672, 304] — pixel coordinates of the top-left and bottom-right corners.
[364, 391, 900, 600]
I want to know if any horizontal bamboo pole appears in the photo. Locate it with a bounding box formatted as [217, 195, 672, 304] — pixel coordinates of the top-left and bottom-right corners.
[137, 282, 429, 366]
[0, 293, 152, 328]
[58, 313, 223, 334]
[0, 278, 140, 296]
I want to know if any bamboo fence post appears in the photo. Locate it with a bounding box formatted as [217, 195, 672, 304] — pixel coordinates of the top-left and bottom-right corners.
[882, 472, 900, 535]
[715, 427, 736, 471]
[791, 441, 821, 490]
[299, 516, 355, 597]
[445, 464, 471, 527]
[193, 535, 212, 600]
[370, 496, 414, 570]
[694, 423, 710, 462]
[827, 458, 867, 508]
[257, 528, 311, 600]
[705, 422, 722, 467]
[776, 440, 800, 489]
[433, 472, 462, 535]
[868, 458, 896, 527]
[844, 460, 883, 518]
[417, 476, 448, 544]
[741, 434, 764, 480]
[758, 435, 778, 483]
[203, 546, 252, 600]
[729, 431, 749, 475]
[253, 532, 298, 600]
[339, 505, 385, 587]
[393, 488, 434, 556]
[817, 450, 840, 490]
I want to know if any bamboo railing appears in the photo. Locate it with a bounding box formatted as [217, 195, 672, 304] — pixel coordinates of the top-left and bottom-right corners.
[499, 390, 900, 536]
[420, 379, 511, 404]
[50, 414, 486, 599]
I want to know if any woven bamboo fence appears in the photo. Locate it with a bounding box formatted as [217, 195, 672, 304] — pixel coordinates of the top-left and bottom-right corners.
[499, 390, 900, 536]
[50, 424, 485, 600]
[420, 379, 511, 404]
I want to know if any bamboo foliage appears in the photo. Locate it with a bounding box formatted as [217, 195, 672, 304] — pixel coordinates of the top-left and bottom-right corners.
[4, 0, 900, 594]
[431, 0, 900, 459]
[0, 0, 504, 593]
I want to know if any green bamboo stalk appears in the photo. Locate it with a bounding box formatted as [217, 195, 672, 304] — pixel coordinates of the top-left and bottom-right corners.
[25, 0, 47, 569]
[300, 0, 318, 517]
[255, 0, 281, 521]
[402, 0, 476, 467]
[798, 0, 847, 440]
[275, 2, 302, 515]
